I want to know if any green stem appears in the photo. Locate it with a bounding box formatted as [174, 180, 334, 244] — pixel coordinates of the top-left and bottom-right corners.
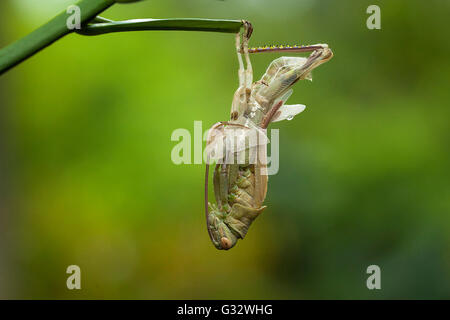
[0, 0, 115, 75]
[0, 0, 246, 75]
[78, 18, 243, 36]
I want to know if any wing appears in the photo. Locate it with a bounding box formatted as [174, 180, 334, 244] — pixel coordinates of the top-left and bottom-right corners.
[270, 104, 306, 122]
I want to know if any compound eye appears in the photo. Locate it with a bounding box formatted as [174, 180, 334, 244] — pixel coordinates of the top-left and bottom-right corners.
[220, 237, 232, 250]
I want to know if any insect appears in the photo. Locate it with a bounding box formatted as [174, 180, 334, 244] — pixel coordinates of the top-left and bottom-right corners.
[205, 21, 333, 250]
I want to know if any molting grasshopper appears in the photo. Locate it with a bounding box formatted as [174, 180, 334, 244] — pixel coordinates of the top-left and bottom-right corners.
[205, 22, 333, 250]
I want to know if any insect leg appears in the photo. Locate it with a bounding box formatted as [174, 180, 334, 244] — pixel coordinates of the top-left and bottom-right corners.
[220, 164, 229, 207]
[246, 44, 329, 54]
[235, 32, 245, 88]
[230, 21, 253, 121]
[242, 21, 253, 87]
[261, 100, 283, 129]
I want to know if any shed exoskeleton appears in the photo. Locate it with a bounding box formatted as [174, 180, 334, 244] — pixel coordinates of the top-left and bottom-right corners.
[205, 22, 333, 250]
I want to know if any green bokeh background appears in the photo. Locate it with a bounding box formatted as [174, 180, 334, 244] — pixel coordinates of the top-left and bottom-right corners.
[0, 0, 449, 299]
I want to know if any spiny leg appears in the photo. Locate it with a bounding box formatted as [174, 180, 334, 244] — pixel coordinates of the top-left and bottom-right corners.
[245, 43, 329, 54]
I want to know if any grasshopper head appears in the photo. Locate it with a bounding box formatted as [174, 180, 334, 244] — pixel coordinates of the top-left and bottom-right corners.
[207, 203, 266, 250]
[207, 204, 239, 250]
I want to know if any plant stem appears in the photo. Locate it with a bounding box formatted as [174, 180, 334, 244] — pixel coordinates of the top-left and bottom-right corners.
[0, 0, 246, 75]
[78, 18, 243, 36]
[0, 0, 115, 75]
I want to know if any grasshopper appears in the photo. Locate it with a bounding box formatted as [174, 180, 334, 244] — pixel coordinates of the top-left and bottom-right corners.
[205, 22, 333, 250]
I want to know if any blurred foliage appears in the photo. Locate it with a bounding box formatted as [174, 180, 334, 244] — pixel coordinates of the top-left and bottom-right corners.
[0, 0, 449, 299]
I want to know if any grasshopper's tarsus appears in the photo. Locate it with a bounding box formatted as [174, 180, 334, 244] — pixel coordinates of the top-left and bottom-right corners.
[242, 20, 253, 40]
